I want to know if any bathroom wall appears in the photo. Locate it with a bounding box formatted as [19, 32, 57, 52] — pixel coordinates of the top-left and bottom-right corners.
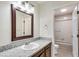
[39, 3, 55, 38]
[0, 2, 11, 46]
[55, 14, 72, 45]
[33, 3, 40, 38]
[39, 3, 55, 57]
[0, 2, 40, 46]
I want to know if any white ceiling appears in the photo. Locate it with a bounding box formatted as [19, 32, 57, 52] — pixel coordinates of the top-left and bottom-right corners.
[30, 1, 78, 16]
[55, 4, 75, 16]
[0, 1, 77, 17]
[31, 1, 77, 4]
[30, 1, 78, 6]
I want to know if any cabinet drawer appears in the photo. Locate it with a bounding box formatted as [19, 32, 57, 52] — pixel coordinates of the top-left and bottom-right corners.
[45, 47, 51, 57]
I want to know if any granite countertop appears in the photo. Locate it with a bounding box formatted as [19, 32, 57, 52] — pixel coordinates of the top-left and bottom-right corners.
[0, 37, 52, 57]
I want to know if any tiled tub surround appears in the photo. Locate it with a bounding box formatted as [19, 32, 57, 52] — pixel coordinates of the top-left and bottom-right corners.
[0, 37, 52, 57]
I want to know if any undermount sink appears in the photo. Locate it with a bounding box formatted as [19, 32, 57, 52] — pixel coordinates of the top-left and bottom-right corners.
[21, 42, 39, 50]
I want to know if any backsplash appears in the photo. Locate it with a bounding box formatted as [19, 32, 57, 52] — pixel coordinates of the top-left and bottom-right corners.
[0, 37, 40, 52]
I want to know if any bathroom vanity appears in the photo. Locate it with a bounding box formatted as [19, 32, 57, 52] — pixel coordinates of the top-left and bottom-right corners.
[0, 37, 52, 57]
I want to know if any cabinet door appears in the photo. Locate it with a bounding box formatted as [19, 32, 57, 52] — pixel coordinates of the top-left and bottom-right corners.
[45, 48, 51, 57]
[39, 52, 46, 57]
[45, 43, 51, 57]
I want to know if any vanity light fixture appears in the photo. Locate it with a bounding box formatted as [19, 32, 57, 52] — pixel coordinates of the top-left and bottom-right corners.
[12, 1, 22, 8]
[61, 9, 67, 12]
[26, 5, 34, 14]
[12, 1, 34, 14]
[12, 1, 18, 8]
[25, 1, 29, 10]
[25, 1, 34, 14]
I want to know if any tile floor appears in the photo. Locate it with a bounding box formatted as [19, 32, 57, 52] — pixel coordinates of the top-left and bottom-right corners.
[55, 44, 73, 57]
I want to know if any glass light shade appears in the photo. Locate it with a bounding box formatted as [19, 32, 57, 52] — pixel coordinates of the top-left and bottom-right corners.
[12, 1, 34, 14]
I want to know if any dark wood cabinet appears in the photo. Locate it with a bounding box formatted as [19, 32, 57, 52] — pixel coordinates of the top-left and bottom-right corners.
[45, 47, 51, 57]
[32, 42, 51, 57]
[39, 52, 46, 57]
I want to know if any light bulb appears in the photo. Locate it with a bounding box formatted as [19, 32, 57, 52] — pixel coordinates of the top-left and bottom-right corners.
[61, 9, 67, 12]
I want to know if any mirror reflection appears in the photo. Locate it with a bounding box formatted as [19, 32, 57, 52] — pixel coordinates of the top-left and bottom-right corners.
[16, 10, 32, 37]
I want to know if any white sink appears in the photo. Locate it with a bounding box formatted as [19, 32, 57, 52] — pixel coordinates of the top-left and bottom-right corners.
[21, 42, 39, 50]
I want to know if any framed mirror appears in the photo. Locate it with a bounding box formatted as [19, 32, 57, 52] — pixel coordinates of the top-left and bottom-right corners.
[11, 4, 33, 41]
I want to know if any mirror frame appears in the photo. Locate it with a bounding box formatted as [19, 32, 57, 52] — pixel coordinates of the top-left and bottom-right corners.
[11, 4, 33, 41]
